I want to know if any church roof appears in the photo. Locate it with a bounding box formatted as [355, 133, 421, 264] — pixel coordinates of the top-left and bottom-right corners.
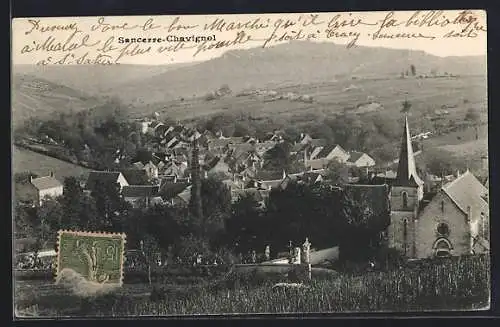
[441, 170, 488, 216]
[394, 116, 424, 187]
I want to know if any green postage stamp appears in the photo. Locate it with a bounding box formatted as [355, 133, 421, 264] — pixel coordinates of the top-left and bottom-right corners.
[56, 230, 127, 286]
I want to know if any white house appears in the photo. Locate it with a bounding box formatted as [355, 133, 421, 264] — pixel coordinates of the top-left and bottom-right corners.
[346, 151, 376, 168]
[28, 172, 64, 205]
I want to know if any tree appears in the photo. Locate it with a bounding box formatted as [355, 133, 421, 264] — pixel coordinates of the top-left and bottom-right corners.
[410, 64, 416, 76]
[90, 180, 124, 231]
[61, 177, 83, 229]
[173, 234, 211, 264]
[140, 234, 160, 285]
[339, 188, 389, 262]
[228, 193, 263, 253]
[401, 99, 412, 114]
[325, 159, 349, 185]
[201, 176, 232, 241]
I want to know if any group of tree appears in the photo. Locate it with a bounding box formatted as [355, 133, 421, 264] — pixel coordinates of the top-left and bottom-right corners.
[15, 169, 390, 267]
[16, 99, 144, 171]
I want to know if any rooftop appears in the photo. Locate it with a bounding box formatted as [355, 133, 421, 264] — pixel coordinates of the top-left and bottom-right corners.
[30, 175, 63, 190]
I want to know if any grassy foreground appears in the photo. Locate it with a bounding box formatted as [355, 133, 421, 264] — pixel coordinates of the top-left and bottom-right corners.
[15, 255, 490, 317]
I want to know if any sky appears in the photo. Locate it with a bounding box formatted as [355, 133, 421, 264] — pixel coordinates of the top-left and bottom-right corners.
[11, 10, 487, 65]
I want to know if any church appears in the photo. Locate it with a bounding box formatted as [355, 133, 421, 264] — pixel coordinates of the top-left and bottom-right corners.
[387, 116, 489, 258]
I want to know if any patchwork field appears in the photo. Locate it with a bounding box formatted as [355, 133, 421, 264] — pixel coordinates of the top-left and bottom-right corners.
[129, 75, 487, 126]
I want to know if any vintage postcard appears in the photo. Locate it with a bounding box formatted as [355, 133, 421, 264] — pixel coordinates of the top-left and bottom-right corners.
[12, 10, 489, 318]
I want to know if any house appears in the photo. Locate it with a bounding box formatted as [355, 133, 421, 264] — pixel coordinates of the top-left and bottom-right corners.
[255, 141, 276, 156]
[305, 158, 329, 170]
[231, 188, 267, 208]
[296, 133, 313, 145]
[346, 152, 376, 168]
[300, 172, 323, 185]
[147, 121, 164, 135]
[154, 124, 169, 138]
[204, 156, 231, 177]
[143, 161, 159, 179]
[122, 185, 162, 208]
[313, 144, 350, 163]
[159, 182, 191, 206]
[121, 169, 150, 185]
[85, 171, 129, 192]
[139, 120, 152, 134]
[17, 172, 64, 206]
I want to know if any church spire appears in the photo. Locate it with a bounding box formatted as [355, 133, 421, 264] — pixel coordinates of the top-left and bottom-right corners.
[395, 115, 423, 187]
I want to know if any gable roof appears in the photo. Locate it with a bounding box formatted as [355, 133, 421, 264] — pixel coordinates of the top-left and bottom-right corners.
[441, 171, 489, 216]
[316, 144, 338, 159]
[347, 151, 367, 163]
[300, 172, 322, 184]
[121, 169, 149, 185]
[159, 182, 190, 200]
[31, 176, 63, 190]
[85, 171, 122, 190]
[122, 185, 160, 198]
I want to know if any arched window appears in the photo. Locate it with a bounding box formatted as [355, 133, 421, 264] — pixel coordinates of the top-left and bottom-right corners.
[440, 201, 445, 213]
[434, 238, 452, 257]
[402, 191, 408, 209]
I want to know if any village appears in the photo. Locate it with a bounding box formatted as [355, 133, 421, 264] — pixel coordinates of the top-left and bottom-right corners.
[16, 110, 490, 267]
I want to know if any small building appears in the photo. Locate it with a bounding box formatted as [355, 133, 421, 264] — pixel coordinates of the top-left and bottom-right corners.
[20, 172, 64, 206]
[313, 144, 350, 163]
[122, 185, 162, 208]
[347, 151, 376, 168]
[121, 169, 150, 185]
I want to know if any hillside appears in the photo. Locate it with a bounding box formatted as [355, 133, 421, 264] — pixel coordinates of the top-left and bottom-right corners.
[12, 63, 196, 96]
[13, 146, 90, 181]
[128, 74, 487, 125]
[108, 41, 486, 105]
[11, 74, 102, 127]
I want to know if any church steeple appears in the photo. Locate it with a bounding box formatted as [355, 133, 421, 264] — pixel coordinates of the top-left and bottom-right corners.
[395, 115, 423, 187]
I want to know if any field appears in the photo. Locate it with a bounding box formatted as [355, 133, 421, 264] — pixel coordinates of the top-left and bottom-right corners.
[14, 255, 490, 317]
[12, 146, 90, 181]
[128, 75, 487, 124]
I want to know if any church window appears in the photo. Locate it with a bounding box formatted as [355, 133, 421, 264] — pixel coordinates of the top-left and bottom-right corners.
[402, 191, 408, 209]
[437, 222, 450, 237]
[434, 238, 452, 257]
